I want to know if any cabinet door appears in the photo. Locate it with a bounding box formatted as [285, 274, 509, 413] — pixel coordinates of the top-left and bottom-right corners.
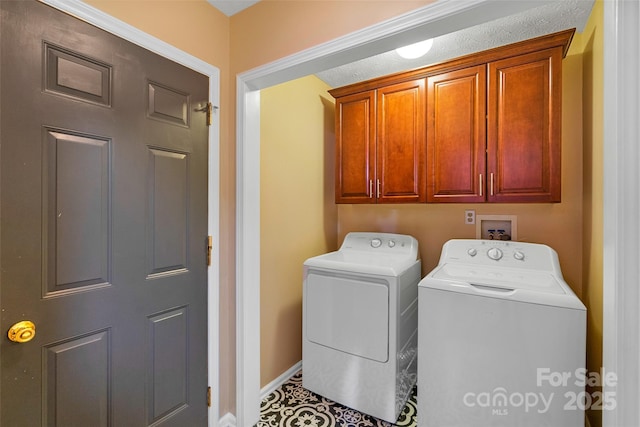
[426, 65, 486, 202]
[335, 91, 376, 203]
[487, 47, 562, 202]
[377, 79, 426, 203]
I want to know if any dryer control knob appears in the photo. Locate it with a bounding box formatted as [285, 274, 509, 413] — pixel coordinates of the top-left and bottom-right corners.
[371, 238, 382, 248]
[514, 251, 525, 261]
[388, 240, 396, 248]
[487, 247, 503, 260]
[467, 248, 477, 257]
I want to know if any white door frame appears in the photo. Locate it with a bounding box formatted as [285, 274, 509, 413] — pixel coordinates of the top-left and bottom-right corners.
[236, 0, 639, 426]
[38, 1, 221, 426]
[602, 1, 640, 427]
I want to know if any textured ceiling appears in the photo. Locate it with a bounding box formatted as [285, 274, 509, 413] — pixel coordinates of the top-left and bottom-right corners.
[316, 0, 595, 89]
[206, 0, 260, 16]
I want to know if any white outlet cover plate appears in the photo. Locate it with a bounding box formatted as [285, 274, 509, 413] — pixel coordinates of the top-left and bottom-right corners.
[464, 210, 475, 224]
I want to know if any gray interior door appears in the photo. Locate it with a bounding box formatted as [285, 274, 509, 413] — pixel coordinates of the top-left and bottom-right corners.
[0, 1, 209, 425]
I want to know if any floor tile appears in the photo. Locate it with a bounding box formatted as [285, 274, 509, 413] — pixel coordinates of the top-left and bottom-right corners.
[257, 371, 417, 427]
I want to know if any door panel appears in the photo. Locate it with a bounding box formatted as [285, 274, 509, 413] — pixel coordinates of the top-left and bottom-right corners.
[148, 307, 188, 424]
[147, 148, 189, 277]
[44, 130, 112, 295]
[44, 330, 111, 427]
[306, 272, 389, 363]
[44, 42, 112, 107]
[1, 2, 209, 425]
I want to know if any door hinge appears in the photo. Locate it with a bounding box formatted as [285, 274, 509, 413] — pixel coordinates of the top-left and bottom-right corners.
[207, 386, 212, 407]
[207, 236, 213, 266]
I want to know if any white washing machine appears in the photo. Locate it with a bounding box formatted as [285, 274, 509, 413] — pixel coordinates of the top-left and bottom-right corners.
[418, 239, 586, 427]
[303, 232, 421, 423]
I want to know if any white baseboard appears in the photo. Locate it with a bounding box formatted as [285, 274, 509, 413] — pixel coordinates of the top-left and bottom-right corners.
[219, 412, 236, 427]
[260, 361, 302, 401]
[219, 362, 301, 427]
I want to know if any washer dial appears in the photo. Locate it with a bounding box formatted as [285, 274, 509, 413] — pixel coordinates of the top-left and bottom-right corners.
[487, 247, 503, 260]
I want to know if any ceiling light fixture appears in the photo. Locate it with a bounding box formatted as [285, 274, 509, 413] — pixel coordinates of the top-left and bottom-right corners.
[396, 38, 434, 59]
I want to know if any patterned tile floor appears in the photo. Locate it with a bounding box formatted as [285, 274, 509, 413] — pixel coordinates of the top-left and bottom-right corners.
[256, 371, 417, 427]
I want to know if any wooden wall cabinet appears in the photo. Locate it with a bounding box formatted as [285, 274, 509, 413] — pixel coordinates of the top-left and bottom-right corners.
[427, 46, 564, 203]
[333, 79, 426, 203]
[333, 90, 376, 203]
[332, 28, 574, 204]
[486, 48, 562, 202]
[426, 64, 487, 203]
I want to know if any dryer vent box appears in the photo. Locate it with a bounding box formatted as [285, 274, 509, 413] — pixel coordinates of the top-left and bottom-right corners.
[476, 215, 517, 240]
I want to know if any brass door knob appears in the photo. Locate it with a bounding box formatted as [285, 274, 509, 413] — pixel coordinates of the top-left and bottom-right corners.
[7, 320, 36, 343]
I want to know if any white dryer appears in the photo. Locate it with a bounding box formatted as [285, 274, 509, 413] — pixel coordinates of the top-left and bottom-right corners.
[303, 232, 421, 423]
[418, 239, 586, 427]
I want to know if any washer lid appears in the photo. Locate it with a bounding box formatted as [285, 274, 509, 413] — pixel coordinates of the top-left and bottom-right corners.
[421, 264, 585, 310]
[433, 264, 566, 294]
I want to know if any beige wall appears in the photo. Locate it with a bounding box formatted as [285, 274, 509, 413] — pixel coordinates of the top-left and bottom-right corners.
[579, 1, 604, 426]
[229, 0, 433, 74]
[260, 75, 337, 385]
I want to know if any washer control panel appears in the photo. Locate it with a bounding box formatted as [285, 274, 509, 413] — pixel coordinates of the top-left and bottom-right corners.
[441, 239, 561, 273]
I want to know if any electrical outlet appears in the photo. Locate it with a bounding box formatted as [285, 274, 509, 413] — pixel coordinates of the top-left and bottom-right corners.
[465, 210, 475, 225]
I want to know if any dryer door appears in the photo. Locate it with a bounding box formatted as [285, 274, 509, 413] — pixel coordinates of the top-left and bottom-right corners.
[305, 271, 389, 363]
